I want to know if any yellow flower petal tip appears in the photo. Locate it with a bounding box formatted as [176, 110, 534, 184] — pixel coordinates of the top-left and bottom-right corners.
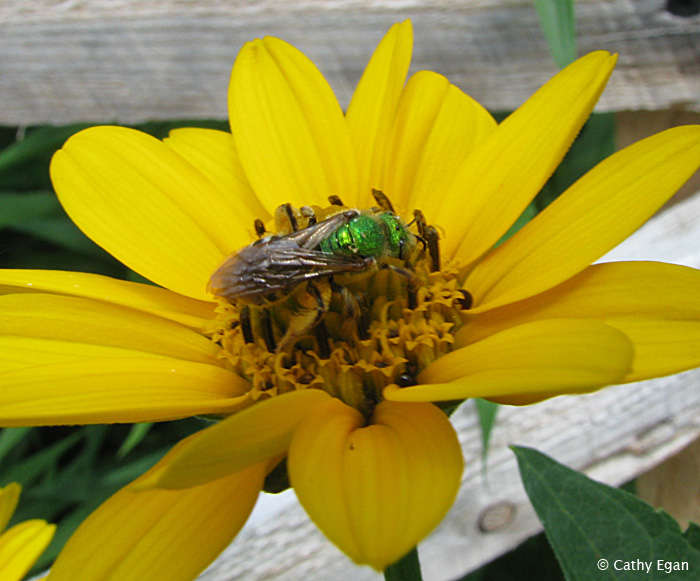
[288, 399, 462, 570]
[135, 389, 331, 490]
[0, 483, 55, 581]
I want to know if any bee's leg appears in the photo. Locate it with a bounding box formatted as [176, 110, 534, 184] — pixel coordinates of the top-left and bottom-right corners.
[379, 263, 418, 309]
[328, 195, 344, 206]
[306, 281, 331, 358]
[300, 205, 317, 226]
[371, 189, 395, 213]
[275, 202, 299, 232]
[259, 308, 277, 353]
[413, 209, 440, 272]
[254, 218, 266, 238]
[240, 306, 254, 343]
[276, 281, 331, 355]
[331, 277, 371, 340]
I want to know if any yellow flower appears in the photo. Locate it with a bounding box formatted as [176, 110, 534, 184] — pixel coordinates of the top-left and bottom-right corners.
[0, 19, 699, 578]
[0, 483, 55, 580]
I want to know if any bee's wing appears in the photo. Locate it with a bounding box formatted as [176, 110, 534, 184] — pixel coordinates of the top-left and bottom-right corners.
[285, 209, 359, 249]
[209, 244, 369, 303]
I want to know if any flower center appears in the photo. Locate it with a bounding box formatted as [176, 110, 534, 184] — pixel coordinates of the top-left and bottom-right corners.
[206, 197, 471, 418]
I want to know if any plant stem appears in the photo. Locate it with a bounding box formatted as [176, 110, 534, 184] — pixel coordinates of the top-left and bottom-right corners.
[384, 547, 423, 581]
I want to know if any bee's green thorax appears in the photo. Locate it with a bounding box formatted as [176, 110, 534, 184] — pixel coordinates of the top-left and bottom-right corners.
[320, 214, 386, 258]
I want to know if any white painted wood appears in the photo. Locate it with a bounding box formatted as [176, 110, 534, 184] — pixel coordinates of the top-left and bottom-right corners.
[196, 192, 700, 580]
[1, 0, 698, 125]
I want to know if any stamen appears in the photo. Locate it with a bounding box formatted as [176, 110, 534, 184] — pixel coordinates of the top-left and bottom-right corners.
[207, 199, 468, 416]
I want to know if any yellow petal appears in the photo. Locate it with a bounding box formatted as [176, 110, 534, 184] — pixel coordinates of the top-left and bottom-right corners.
[458, 261, 700, 383]
[139, 389, 331, 489]
[434, 51, 616, 263]
[289, 398, 463, 570]
[0, 483, 21, 533]
[346, 20, 413, 203]
[466, 126, 700, 311]
[0, 520, 55, 581]
[48, 460, 265, 581]
[0, 269, 214, 330]
[608, 319, 700, 382]
[0, 341, 249, 426]
[228, 36, 357, 211]
[383, 71, 497, 211]
[0, 293, 223, 366]
[164, 127, 268, 247]
[385, 318, 633, 404]
[51, 126, 242, 300]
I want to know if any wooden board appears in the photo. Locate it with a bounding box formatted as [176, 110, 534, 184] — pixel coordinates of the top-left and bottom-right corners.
[1, 0, 699, 125]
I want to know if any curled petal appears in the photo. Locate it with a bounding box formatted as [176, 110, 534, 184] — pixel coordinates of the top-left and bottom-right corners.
[0, 293, 223, 366]
[458, 261, 700, 383]
[139, 389, 331, 489]
[386, 319, 633, 404]
[0, 340, 249, 426]
[289, 398, 463, 570]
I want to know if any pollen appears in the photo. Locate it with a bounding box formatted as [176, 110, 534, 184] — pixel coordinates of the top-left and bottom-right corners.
[206, 201, 471, 419]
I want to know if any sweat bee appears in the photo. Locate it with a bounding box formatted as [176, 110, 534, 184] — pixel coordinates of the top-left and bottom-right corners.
[208, 191, 438, 354]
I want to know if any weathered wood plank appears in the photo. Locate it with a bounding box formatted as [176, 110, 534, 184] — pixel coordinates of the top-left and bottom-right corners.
[1, 0, 698, 125]
[195, 191, 700, 581]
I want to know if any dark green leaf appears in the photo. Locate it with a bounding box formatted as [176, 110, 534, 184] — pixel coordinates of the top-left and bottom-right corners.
[0, 427, 33, 464]
[0, 124, 92, 175]
[685, 523, 700, 551]
[535, 0, 577, 69]
[2, 431, 83, 487]
[12, 215, 111, 258]
[513, 445, 700, 580]
[495, 203, 537, 247]
[535, 113, 615, 211]
[0, 192, 60, 228]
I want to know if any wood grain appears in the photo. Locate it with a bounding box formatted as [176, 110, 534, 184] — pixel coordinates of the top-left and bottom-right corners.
[1, 0, 698, 125]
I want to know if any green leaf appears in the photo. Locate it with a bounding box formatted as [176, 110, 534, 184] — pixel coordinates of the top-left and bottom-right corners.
[535, 0, 577, 69]
[495, 203, 537, 247]
[0, 427, 33, 464]
[117, 422, 154, 458]
[0, 124, 92, 175]
[685, 523, 700, 551]
[513, 445, 700, 580]
[475, 399, 499, 467]
[2, 431, 83, 486]
[0, 192, 60, 228]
